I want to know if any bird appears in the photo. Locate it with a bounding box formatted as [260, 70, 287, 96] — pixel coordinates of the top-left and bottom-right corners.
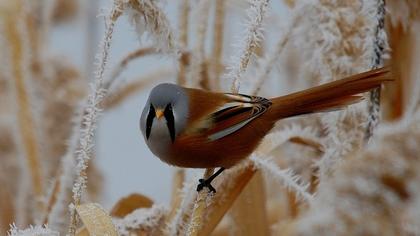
[139, 67, 391, 193]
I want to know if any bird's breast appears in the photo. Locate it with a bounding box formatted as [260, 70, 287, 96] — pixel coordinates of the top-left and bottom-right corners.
[145, 119, 173, 162]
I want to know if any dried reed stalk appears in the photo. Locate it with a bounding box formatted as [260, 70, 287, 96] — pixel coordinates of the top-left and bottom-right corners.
[47, 111, 81, 232]
[197, 164, 257, 235]
[227, 0, 270, 93]
[165, 179, 196, 235]
[105, 47, 156, 90]
[177, 0, 190, 86]
[67, 2, 122, 234]
[365, 0, 387, 142]
[383, 23, 414, 120]
[251, 19, 294, 95]
[4, 2, 45, 213]
[0, 187, 14, 234]
[169, 169, 186, 218]
[42, 176, 61, 225]
[191, 0, 211, 89]
[211, 0, 225, 91]
[187, 168, 215, 236]
[288, 136, 324, 153]
[104, 68, 173, 109]
[25, 8, 41, 77]
[286, 190, 298, 218]
[231, 172, 269, 236]
[387, 1, 420, 119]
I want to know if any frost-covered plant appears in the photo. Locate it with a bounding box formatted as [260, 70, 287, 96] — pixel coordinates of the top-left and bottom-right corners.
[290, 0, 388, 179]
[113, 204, 167, 235]
[120, 0, 177, 54]
[224, 0, 270, 93]
[8, 224, 59, 236]
[293, 112, 420, 236]
[1, 0, 419, 235]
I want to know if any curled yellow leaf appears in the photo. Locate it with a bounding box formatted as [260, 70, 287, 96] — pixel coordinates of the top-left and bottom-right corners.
[110, 193, 154, 218]
[75, 203, 118, 236]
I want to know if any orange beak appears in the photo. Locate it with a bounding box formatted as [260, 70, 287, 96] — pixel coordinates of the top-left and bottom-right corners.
[155, 109, 164, 119]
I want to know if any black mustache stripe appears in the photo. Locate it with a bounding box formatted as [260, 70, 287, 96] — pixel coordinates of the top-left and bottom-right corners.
[164, 104, 176, 143]
[146, 104, 155, 139]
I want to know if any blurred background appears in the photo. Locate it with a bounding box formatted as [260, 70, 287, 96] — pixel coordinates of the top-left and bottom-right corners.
[3, 0, 420, 235]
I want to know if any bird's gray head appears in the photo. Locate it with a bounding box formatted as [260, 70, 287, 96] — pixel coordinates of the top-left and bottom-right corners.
[140, 83, 189, 153]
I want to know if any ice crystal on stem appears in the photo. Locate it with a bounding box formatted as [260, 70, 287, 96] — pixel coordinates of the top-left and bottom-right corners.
[224, 0, 270, 93]
[8, 224, 59, 236]
[121, 0, 177, 54]
[67, 2, 122, 235]
[250, 155, 314, 203]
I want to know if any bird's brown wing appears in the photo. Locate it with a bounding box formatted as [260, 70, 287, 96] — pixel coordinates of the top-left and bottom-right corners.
[203, 93, 272, 141]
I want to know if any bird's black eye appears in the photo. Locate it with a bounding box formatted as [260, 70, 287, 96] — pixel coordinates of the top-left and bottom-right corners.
[164, 104, 176, 142]
[145, 104, 155, 139]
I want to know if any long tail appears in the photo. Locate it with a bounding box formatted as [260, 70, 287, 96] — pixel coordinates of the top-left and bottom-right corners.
[269, 67, 392, 120]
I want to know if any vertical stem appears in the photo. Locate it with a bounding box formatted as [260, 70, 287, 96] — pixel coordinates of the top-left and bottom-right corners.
[4, 1, 45, 214]
[192, 0, 211, 89]
[227, 0, 270, 93]
[251, 19, 294, 95]
[169, 168, 186, 218]
[187, 168, 214, 236]
[83, 0, 100, 80]
[211, 0, 225, 91]
[287, 190, 299, 218]
[168, 3, 191, 217]
[365, 0, 386, 142]
[231, 172, 269, 236]
[177, 0, 190, 86]
[198, 165, 257, 235]
[67, 2, 122, 235]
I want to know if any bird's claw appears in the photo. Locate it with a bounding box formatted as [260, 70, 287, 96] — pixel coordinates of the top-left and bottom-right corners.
[197, 178, 216, 193]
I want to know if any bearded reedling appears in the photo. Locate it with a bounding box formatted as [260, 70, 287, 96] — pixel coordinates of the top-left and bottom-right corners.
[140, 67, 391, 192]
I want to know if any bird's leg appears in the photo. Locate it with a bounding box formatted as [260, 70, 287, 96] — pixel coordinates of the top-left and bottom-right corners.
[196, 167, 225, 193]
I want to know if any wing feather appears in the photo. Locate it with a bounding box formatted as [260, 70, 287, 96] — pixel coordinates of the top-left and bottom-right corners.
[205, 94, 271, 141]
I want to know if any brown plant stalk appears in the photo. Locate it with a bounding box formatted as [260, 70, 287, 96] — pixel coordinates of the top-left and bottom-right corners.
[211, 0, 226, 91]
[177, 0, 190, 86]
[365, 0, 387, 142]
[4, 2, 45, 214]
[104, 68, 173, 109]
[67, 2, 122, 234]
[191, 0, 211, 89]
[105, 47, 156, 90]
[231, 172, 269, 236]
[198, 164, 257, 235]
[187, 168, 215, 236]
[169, 169, 186, 219]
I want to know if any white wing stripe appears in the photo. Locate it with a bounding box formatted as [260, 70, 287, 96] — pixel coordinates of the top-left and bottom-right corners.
[207, 116, 258, 141]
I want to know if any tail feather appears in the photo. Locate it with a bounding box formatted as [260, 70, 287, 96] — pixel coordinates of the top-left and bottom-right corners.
[269, 67, 392, 119]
